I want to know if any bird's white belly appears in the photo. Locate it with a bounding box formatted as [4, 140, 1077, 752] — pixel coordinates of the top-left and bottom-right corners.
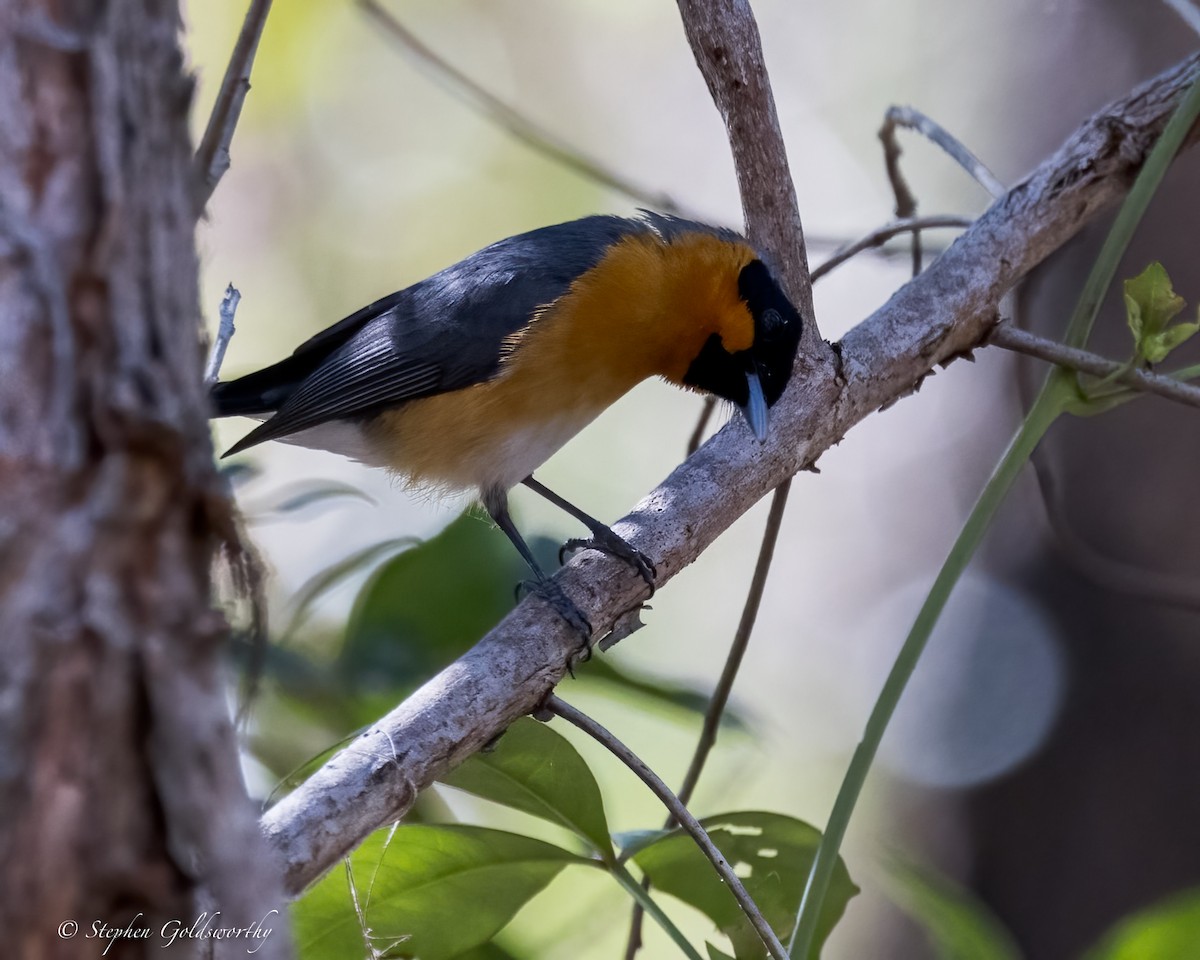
[484, 414, 597, 490]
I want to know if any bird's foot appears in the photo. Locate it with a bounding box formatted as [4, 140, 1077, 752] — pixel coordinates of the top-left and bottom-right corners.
[517, 578, 593, 657]
[559, 526, 657, 598]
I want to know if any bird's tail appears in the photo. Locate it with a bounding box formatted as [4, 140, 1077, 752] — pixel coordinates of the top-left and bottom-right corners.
[209, 353, 321, 418]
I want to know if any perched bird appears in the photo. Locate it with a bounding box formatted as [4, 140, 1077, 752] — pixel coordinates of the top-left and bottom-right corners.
[211, 213, 802, 631]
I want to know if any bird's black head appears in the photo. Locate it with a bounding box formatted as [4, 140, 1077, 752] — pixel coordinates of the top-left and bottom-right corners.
[681, 258, 803, 440]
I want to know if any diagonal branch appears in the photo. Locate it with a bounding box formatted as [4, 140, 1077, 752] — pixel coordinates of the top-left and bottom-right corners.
[194, 0, 273, 211]
[260, 51, 1200, 897]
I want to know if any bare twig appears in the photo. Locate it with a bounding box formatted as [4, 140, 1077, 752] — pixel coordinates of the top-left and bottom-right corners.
[625, 478, 793, 957]
[205, 284, 241, 386]
[195, 0, 274, 211]
[879, 106, 1004, 274]
[881, 106, 1007, 202]
[258, 48, 1200, 904]
[546, 696, 788, 960]
[989, 320, 1200, 410]
[812, 214, 974, 282]
[358, 0, 711, 221]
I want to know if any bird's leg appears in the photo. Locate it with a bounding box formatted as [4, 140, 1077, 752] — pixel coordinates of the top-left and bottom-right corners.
[482, 486, 592, 641]
[521, 476, 657, 597]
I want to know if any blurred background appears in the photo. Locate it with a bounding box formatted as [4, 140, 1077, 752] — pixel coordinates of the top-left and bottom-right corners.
[188, 1, 1200, 957]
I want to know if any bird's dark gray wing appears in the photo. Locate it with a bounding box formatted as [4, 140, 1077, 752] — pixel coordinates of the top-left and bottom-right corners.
[216, 215, 651, 456]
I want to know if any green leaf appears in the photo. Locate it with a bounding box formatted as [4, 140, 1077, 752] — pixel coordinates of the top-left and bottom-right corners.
[293, 824, 587, 960]
[280, 536, 420, 639]
[440, 717, 612, 859]
[632, 811, 857, 960]
[1083, 888, 1200, 960]
[614, 828, 673, 859]
[885, 857, 1022, 960]
[1123, 262, 1197, 363]
[339, 508, 545, 696]
[707, 944, 737, 960]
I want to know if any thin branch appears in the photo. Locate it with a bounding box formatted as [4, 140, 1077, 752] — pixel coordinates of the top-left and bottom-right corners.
[675, 479, 792, 809]
[879, 106, 1004, 274]
[358, 0, 710, 222]
[205, 283, 241, 386]
[546, 696, 788, 960]
[880, 106, 1007, 202]
[625, 478, 793, 957]
[989, 320, 1200, 410]
[812, 214, 974, 282]
[194, 0, 273, 211]
[259, 48, 1200, 903]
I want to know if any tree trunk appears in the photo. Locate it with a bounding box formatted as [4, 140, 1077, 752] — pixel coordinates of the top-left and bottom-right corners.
[0, 2, 287, 957]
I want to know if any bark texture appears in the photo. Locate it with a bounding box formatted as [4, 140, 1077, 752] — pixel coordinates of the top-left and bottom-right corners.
[0, 2, 286, 956]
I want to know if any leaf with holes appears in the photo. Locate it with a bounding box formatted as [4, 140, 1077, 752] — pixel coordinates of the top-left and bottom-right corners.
[632, 811, 857, 960]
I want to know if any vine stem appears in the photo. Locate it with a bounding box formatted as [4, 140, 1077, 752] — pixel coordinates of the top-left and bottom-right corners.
[610, 862, 705, 960]
[788, 385, 1063, 957]
[790, 66, 1200, 960]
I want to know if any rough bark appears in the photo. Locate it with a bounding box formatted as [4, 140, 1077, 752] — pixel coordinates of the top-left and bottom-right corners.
[0, 2, 287, 957]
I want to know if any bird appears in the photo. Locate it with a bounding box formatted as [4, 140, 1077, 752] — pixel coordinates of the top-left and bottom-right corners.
[210, 212, 803, 633]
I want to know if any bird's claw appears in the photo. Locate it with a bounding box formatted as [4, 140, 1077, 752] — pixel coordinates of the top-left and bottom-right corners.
[517, 578, 593, 648]
[559, 529, 657, 598]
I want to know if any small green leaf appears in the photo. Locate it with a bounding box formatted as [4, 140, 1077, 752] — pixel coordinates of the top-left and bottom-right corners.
[1083, 887, 1200, 960]
[632, 811, 857, 960]
[614, 828, 673, 859]
[707, 943, 737, 960]
[885, 856, 1022, 960]
[440, 717, 612, 859]
[1123, 262, 1197, 363]
[339, 508, 545, 695]
[280, 536, 420, 639]
[293, 824, 587, 960]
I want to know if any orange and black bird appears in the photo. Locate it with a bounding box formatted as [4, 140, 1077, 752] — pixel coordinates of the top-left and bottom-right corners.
[210, 213, 802, 629]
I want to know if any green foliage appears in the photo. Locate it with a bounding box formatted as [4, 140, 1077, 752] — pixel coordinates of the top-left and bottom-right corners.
[885, 857, 1022, 960]
[633, 812, 858, 960]
[291, 716, 853, 960]
[249, 504, 738, 786]
[1083, 888, 1200, 960]
[441, 717, 613, 859]
[292, 824, 588, 960]
[1123, 262, 1199, 364]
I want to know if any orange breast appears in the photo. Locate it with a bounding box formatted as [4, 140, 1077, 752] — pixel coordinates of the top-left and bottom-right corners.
[367, 230, 758, 492]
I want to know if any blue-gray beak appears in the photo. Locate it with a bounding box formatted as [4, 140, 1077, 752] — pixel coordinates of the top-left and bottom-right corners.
[739, 370, 769, 442]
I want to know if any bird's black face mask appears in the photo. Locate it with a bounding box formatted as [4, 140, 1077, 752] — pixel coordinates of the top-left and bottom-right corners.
[682, 259, 803, 441]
